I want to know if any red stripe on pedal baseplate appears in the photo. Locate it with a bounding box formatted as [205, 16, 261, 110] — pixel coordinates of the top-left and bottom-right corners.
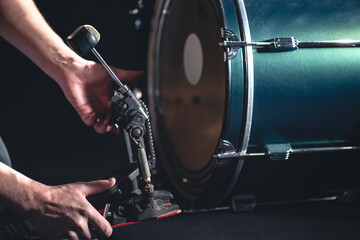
[112, 222, 139, 228]
[156, 210, 182, 219]
[92, 222, 138, 231]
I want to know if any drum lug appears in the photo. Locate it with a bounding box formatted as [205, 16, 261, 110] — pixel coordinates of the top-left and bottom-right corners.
[220, 28, 241, 61]
[213, 140, 237, 167]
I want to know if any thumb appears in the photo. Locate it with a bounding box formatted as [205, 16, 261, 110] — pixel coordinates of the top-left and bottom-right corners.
[111, 67, 144, 82]
[79, 178, 116, 197]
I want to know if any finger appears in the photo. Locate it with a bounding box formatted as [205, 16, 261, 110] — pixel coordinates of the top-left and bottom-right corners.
[90, 230, 100, 240]
[88, 208, 113, 238]
[95, 123, 119, 135]
[77, 227, 92, 240]
[61, 231, 79, 240]
[111, 68, 144, 82]
[93, 112, 112, 134]
[93, 119, 110, 134]
[93, 122, 113, 134]
[74, 217, 93, 240]
[110, 124, 120, 135]
[78, 226, 92, 240]
[84, 112, 98, 127]
[79, 178, 116, 197]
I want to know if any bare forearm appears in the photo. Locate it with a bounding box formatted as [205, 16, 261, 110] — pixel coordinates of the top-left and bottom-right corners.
[0, 0, 84, 84]
[0, 162, 44, 215]
[0, 0, 143, 134]
[0, 162, 115, 238]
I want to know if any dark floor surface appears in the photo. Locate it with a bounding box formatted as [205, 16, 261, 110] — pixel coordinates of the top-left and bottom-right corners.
[110, 202, 360, 240]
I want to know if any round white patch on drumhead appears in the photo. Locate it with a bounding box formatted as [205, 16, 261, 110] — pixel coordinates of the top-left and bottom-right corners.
[183, 33, 203, 86]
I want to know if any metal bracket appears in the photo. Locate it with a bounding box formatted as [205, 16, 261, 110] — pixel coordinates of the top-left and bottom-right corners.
[264, 143, 292, 161]
[232, 194, 256, 212]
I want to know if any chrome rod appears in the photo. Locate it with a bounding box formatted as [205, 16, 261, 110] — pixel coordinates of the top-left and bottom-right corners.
[256, 195, 338, 207]
[220, 38, 360, 51]
[214, 145, 360, 160]
[220, 41, 272, 47]
[291, 146, 360, 154]
[91, 48, 124, 88]
[298, 40, 360, 48]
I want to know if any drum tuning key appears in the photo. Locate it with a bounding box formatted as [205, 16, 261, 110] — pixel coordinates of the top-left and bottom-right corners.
[67, 25, 181, 226]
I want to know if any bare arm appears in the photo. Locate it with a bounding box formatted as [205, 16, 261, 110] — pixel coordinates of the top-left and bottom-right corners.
[0, 0, 142, 238]
[0, 162, 116, 239]
[0, 0, 143, 133]
[0, 0, 77, 81]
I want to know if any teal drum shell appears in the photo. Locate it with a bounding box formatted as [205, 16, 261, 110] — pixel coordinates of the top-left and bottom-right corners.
[247, 0, 360, 150]
[148, 0, 360, 207]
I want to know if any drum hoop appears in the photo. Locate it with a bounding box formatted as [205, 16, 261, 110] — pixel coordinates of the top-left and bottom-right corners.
[147, 0, 255, 204]
[215, 0, 255, 204]
[237, 1, 254, 155]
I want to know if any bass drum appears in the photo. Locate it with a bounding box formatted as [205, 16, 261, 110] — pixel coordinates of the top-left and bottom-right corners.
[147, 0, 360, 207]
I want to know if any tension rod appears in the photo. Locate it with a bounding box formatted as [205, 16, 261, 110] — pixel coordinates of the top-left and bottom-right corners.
[220, 37, 360, 51]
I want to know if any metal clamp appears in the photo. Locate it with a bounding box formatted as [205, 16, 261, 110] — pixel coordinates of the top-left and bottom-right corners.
[264, 143, 292, 161]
